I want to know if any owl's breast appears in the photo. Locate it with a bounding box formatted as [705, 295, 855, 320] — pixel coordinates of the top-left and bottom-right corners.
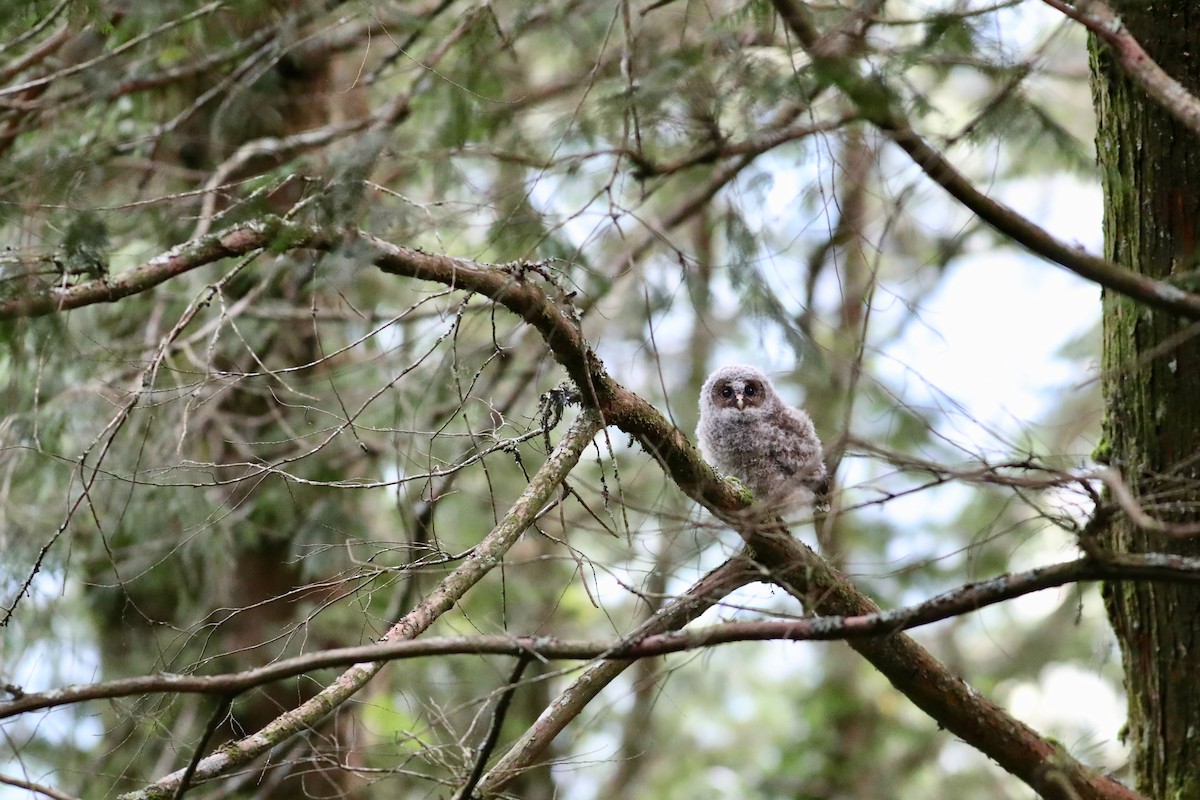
[703, 415, 758, 465]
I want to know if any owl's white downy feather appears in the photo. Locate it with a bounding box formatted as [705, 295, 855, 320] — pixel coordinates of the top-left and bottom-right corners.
[696, 364, 826, 513]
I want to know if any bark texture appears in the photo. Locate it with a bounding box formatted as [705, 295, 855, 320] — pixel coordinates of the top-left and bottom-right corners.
[1093, 5, 1200, 797]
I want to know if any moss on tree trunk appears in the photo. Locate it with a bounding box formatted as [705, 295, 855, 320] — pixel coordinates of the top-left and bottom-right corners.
[1093, 5, 1200, 797]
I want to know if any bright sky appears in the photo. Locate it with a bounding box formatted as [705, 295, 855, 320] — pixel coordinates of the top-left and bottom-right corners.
[885, 172, 1102, 436]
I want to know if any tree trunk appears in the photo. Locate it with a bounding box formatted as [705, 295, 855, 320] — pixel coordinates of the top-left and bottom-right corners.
[1092, 5, 1200, 797]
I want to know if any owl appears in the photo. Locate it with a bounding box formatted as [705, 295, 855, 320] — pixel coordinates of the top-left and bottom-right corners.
[696, 364, 827, 513]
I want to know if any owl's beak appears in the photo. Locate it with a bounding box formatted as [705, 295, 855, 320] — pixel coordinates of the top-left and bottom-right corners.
[735, 393, 744, 410]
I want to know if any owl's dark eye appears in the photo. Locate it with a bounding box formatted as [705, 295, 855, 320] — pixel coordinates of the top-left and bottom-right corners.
[720, 386, 734, 399]
[744, 384, 757, 397]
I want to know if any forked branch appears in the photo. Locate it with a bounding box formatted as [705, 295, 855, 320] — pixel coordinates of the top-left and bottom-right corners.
[119, 406, 604, 800]
[3, 221, 1143, 800]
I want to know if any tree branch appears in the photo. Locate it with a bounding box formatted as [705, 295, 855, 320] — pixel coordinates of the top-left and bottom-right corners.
[1042, 0, 1200, 138]
[0, 772, 81, 800]
[5, 551, 1199, 722]
[0, 223, 276, 319]
[1, 220, 1143, 799]
[117, 406, 604, 800]
[769, 0, 1200, 321]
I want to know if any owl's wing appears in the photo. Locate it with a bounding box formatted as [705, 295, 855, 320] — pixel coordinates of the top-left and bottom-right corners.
[759, 408, 829, 512]
[768, 405, 826, 481]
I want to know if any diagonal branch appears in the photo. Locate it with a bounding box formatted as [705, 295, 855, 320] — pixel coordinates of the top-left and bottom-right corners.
[769, 0, 1200, 321]
[118, 406, 604, 800]
[750, 529, 1140, 800]
[474, 555, 763, 794]
[1042, 0, 1200, 138]
[453, 653, 532, 800]
[1, 220, 1144, 799]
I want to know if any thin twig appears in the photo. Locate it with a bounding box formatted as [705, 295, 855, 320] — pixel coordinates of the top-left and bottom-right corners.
[0, 772, 82, 800]
[117, 407, 604, 800]
[171, 695, 233, 800]
[454, 653, 533, 800]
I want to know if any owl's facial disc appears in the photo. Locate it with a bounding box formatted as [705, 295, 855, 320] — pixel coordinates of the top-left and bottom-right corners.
[717, 380, 759, 410]
[740, 381, 759, 409]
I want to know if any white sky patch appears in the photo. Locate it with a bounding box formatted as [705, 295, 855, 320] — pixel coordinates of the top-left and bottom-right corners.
[1006, 663, 1126, 765]
[878, 170, 1103, 448]
[882, 249, 1099, 432]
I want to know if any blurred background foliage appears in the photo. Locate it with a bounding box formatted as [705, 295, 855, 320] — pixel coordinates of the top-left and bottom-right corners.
[1, 1, 1115, 798]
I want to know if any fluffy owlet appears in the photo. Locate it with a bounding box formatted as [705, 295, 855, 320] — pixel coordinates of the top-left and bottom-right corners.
[697, 364, 827, 513]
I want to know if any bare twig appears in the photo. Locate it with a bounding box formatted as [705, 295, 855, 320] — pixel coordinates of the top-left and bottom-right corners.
[0, 772, 81, 800]
[1097, 467, 1200, 537]
[454, 653, 532, 800]
[6, 551, 1200, 722]
[171, 695, 232, 800]
[117, 407, 604, 800]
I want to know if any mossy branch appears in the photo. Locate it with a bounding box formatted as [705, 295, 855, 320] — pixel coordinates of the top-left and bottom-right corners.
[9, 220, 1142, 800]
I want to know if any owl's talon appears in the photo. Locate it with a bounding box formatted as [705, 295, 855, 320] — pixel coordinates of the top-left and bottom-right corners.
[723, 475, 755, 504]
